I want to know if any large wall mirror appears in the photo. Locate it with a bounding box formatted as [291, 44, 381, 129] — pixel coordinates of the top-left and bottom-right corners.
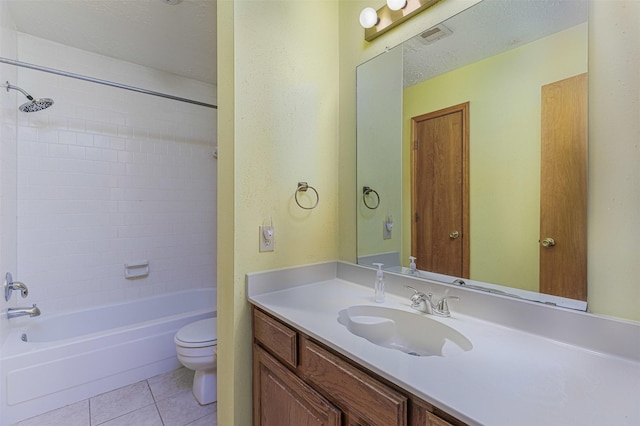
[356, 0, 589, 309]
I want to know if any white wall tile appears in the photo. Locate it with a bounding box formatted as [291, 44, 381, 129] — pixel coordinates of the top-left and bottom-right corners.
[12, 33, 217, 315]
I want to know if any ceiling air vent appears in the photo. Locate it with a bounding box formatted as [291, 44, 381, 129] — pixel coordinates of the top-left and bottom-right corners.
[417, 24, 453, 45]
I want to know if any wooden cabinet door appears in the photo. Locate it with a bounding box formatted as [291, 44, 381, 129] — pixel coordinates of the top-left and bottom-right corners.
[253, 345, 341, 426]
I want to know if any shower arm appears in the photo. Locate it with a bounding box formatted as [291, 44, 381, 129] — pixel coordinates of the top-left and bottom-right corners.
[4, 82, 34, 100]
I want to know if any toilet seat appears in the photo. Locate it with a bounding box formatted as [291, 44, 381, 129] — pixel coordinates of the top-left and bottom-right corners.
[175, 317, 217, 348]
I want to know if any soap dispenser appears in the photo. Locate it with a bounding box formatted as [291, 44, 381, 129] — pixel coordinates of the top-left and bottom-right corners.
[372, 263, 385, 303]
[409, 256, 417, 275]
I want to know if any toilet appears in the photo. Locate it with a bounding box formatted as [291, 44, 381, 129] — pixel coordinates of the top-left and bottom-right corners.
[174, 317, 217, 405]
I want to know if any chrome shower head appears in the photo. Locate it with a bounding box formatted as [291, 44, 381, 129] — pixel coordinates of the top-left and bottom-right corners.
[4, 81, 54, 112]
[18, 98, 54, 112]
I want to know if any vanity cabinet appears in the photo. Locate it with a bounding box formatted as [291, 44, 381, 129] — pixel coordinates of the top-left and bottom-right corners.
[252, 306, 466, 426]
[254, 345, 341, 425]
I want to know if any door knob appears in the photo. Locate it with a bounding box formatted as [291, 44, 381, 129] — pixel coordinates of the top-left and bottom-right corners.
[541, 237, 555, 248]
[449, 231, 460, 239]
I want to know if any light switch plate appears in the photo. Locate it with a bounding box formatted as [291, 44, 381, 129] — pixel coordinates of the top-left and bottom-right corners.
[259, 226, 275, 252]
[383, 221, 392, 239]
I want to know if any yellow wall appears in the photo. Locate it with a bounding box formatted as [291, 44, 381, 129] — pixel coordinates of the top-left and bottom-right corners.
[587, 0, 640, 320]
[217, 1, 339, 424]
[218, 0, 639, 424]
[402, 24, 587, 292]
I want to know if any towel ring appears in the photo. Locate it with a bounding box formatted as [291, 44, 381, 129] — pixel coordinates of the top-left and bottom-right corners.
[295, 182, 319, 210]
[362, 186, 380, 209]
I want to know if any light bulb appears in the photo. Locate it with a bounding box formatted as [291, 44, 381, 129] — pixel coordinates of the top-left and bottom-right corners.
[387, 0, 407, 11]
[359, 7, 379, 29]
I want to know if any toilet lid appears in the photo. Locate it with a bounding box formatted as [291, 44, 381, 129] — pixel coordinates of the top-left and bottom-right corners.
[175, 317, 217, 347]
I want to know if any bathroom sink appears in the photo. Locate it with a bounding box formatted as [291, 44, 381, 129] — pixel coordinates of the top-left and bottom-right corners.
[337, 305, 472, 357]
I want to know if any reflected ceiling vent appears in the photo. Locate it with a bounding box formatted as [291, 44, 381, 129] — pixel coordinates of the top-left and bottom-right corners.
[417, 24, 453, 45]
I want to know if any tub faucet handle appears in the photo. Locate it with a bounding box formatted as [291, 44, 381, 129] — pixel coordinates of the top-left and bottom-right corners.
[4, 272, 29, 301]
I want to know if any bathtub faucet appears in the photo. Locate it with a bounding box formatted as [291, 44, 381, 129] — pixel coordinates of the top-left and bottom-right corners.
[7, 304, 41, 319]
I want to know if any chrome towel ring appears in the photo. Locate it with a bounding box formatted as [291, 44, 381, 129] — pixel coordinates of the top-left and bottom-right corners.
[295, 182, 319, 210]
[362, 186, 380, 209]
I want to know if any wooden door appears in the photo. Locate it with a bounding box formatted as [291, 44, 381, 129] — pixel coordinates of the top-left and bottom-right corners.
[539, 73, 588, 300]
[253, 345, 341, 426]
[411, 103, 469, 278]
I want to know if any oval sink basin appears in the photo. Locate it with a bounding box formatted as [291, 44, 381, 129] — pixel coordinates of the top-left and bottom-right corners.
[338, 305, 472, 357]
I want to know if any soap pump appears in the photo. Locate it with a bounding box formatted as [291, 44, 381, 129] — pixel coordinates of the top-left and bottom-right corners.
[372, 263, 385, 303]
[409, 256, 417, 275]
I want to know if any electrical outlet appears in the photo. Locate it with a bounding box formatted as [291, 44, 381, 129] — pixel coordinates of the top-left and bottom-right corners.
[383, 220, 393, 239]
[259, 225, 275, 252]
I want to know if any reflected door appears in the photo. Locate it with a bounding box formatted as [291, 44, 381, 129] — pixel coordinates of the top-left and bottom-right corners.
[411, 102, 469, 277]
[539, 73, 588, 300]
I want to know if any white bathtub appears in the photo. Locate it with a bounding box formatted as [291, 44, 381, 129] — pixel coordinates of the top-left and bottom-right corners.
[0, 288, 216, 425]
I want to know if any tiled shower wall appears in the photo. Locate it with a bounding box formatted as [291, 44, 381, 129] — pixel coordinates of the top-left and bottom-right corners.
[1, 1, 19, 346]
[11, 33, 217, 314]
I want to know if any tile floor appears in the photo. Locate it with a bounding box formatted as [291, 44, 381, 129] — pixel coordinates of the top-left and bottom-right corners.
[14, 367, 217, 426]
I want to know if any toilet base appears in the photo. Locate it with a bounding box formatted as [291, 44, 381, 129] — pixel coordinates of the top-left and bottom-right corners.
[193, 369, 217, 405]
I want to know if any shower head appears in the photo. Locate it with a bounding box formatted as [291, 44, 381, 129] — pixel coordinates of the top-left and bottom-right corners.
[3, 81, 54, 112]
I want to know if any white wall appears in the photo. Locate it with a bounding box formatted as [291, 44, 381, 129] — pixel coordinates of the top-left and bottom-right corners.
[4, 33, 217, 316]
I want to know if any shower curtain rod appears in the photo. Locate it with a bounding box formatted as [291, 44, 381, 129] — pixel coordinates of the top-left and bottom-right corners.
[0, 57, 217, 109]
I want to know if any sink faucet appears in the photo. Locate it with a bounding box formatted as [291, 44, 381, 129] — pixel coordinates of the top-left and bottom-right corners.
[406, 286, 459, 317]
[7, 304, 41, 319]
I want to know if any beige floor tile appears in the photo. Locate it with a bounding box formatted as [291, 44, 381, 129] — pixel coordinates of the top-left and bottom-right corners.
[148, 366, 194, 401]
[156, 390, 217, 426]
[185, 410, 217, 426]
[98, 404, 163, 426]
[17, 399, 89, 426]
[90, 380, 155, 425]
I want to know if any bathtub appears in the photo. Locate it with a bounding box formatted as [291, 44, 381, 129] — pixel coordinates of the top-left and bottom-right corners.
[0, 288, 216, 424]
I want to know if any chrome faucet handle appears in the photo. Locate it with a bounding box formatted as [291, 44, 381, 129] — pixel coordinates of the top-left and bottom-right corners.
[405, 285, 427, 300]
[4, 272, 29, 301]
[405, 286, 432, 313]
[433, 296, 460, 317]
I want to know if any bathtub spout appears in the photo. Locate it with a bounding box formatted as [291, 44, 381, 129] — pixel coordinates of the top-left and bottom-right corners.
[7, 304, 41, 319]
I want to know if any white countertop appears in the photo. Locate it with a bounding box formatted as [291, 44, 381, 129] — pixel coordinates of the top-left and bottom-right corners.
[247, 263, 640, 426]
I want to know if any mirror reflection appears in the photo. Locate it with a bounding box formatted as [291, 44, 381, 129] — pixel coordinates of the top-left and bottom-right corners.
[356, 0, 588, 309]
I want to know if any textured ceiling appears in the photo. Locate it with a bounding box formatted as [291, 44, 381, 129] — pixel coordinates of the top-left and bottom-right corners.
[7, 0, 217, 85]
[402, 0, 588, 87]
[7, 0, 586, 89]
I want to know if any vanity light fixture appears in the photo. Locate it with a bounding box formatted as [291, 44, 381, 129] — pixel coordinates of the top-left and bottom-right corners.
[387, 0, 408, 11]
[359, 7, 379, 29]
[359, 0, 441, 42]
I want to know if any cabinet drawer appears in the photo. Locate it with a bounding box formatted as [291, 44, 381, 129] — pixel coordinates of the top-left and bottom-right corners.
[299, 336, 407, 426]
[411, 398, 466, 426]
[425, 412, 456, 426]
[253, 308, 297, 368]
